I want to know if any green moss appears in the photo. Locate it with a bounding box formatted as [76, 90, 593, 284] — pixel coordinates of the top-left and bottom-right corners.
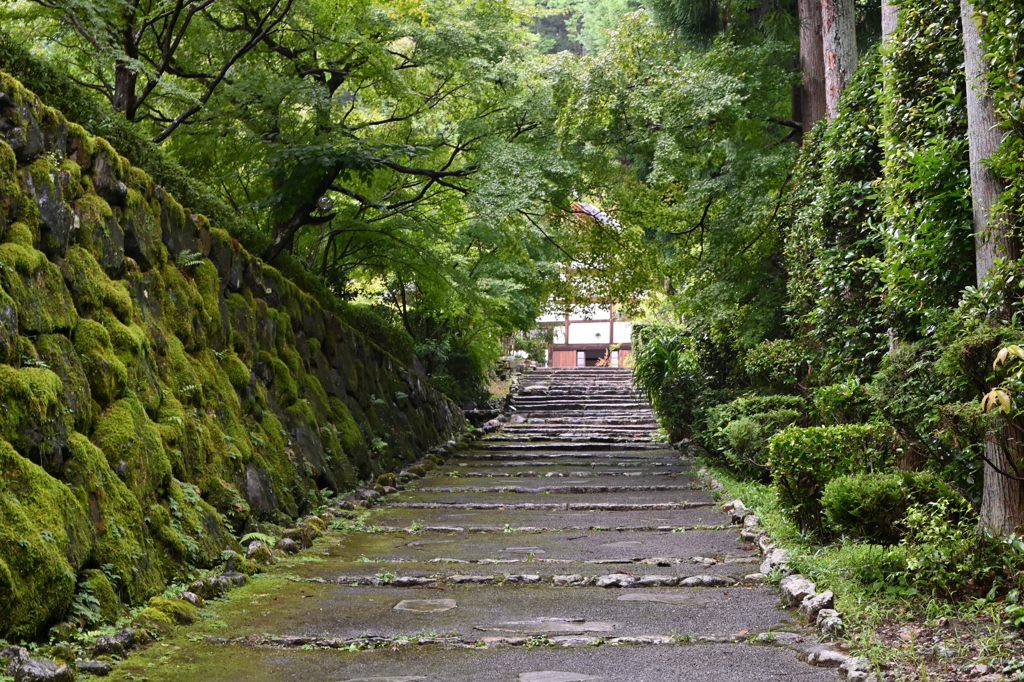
[60, 245, 133, 321]
[0, 241, 78, 334]
[4, 222, 33, 248]
[147, 596, 198, 625]
[0, 438, 93, 639]
[91, 394, 172, 500]
[35, 333, 92, 432]
[0, 364, 73, 470]
[126, 166, 152, 194]
[221, 352, 250, 390]
[80, 569, 124, 624]
[192, 261, 224, 342]
[74, 318, 128, 406]
[158, 262, 209, 351]
[259, 351, 297, 407]
[132, 606, 175, 634]
[61, 432, 163, 606]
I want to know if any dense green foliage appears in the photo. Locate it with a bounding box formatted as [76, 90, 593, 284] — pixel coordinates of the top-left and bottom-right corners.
[822, 471, 959, 545]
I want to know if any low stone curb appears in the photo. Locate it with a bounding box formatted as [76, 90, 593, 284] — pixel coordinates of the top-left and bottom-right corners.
[694, 464, 890, 681]
[326, 572, 738, 588]
[205, 629, 794, 652]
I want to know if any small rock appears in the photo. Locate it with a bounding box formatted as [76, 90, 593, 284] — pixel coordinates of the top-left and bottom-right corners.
[743, 514, 761, 529]
[178, 591, 204, 607]
[503, 574, 542, 584]
[636, 575, 679, 587]
[839, 656, 871, 676]
[816, 608, 844, 636]
[552, 575, 592, 586]
[967, 664, 992, 676]
[798, 644, 849, 668]
[382, 486, 398, 494]
[799, 590, 834, 621]
[12, 658, 73, 682]
[448, 575, 494, 584]
[2, 647, 30, 677]
[679, 575, 730, 587]
[92, 628, 136, 657]
[744, 573, 766, 582]
[977, 674, 1005, 682]
[246, 541, 274, 565]
[933, 643, 956, 659]
[760, 548, 791, 575]
[595, 573, 636, 588]
[355, 488, 381, 502]
[390, 576, 436, 587]
[779, 574, 815, 607]
[275, 537, 300, 555]
[76, 660, 111, 676]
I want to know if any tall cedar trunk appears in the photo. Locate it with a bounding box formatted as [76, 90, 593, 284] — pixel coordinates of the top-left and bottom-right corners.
[961, 0, 1024, 534]
[821, 0, 857, 119]
[881, 0, 899, 42]
[799, 0, 826, 133]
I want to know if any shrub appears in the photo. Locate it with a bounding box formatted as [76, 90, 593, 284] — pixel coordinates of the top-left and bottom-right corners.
[745, 339, 809, 391]
[701, 394, 805, 478]
[809, 379, 871, 425]
[768, 422, 900, 535]
[630, 323, 705, 439]
[821, 471, 960, 545]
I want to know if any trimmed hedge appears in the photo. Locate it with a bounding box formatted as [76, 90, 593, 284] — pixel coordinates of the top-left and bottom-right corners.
[822, 471, 960, 545]
[768, 422, 900, 535]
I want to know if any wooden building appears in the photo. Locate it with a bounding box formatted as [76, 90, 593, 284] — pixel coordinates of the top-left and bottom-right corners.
[537, 305, 632, 367]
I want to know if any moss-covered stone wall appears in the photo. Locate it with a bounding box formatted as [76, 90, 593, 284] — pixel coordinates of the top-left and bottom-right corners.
[0, 72, 463, 640]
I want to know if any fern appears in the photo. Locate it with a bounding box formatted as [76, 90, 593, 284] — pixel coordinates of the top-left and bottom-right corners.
[176, 249, 204, 269]
[240, 532, 275, 546]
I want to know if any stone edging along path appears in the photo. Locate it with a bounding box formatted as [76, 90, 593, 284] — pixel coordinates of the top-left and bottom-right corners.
[698, 466, 886, 682]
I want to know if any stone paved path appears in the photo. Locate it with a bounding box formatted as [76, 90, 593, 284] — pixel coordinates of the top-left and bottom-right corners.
[110, 367, 838, 682]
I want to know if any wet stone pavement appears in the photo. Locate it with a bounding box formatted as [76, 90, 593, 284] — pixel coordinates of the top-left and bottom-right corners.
[110, 367, 838, 682]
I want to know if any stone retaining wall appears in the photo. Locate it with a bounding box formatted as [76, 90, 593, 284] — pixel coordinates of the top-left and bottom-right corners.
[0, 71, 463, 639]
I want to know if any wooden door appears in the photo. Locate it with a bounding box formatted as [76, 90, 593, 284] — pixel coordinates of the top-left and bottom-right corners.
[551, 350, 576, 367]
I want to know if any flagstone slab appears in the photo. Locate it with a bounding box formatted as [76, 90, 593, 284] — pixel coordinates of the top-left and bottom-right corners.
[320, 529, 754, 564]
[386, 490, 716, 508]
[106, 638, 838, 682]
[191, 582, 794, 641]
[365, 507, 732, 530]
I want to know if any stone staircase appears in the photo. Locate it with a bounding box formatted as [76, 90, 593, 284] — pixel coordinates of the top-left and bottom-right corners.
[487, 367, 664, 444]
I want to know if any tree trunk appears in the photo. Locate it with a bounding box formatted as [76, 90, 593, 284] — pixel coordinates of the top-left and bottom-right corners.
[961, 0, 1024, 534]
[962, 0, 1014, 279]
[113, 63, 138, 119]
[981, 434, 1024, 534]
[799, 0, 826, 133]
[881, 0, 899, 43]
[821, 0, 857, 119]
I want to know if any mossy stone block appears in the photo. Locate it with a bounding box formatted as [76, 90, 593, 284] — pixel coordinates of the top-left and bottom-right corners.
[0, 439, 93, 640]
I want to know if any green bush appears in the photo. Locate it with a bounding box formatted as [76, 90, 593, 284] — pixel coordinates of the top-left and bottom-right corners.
[810, 379, 871, 425]
[701, 394, 804, 477]
[745, 339, 809, 391]
[768, 422, 900, 535]
[821, 471, 959, 545]
[630, 323, 705, 439]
